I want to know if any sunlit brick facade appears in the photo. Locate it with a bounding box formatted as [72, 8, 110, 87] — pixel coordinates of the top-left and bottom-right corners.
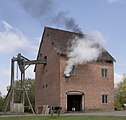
[35, 27, 115, 113]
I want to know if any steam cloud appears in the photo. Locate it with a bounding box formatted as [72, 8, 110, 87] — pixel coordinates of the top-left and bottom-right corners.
[15, 0, 82, 33]
[15, 0, 106, 77]
[64, 31, 106, 77]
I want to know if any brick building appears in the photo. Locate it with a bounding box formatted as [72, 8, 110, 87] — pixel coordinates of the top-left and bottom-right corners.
[34, 27, 115, 113]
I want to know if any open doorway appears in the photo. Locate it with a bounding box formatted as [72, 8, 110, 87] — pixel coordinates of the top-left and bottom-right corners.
[67, 95, 82, 111]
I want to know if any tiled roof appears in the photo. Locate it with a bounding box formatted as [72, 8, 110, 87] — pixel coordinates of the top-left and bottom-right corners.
[42, 27, 115, 62]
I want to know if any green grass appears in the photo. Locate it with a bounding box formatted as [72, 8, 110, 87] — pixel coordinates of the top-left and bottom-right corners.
[0, 116, 126, 120]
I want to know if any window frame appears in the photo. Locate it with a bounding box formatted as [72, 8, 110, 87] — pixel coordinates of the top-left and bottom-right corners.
[70, 65, 76, 75]
[43, 56, 47, 74]
[101, 68, 108, 78]
[102, 95, 108, 104]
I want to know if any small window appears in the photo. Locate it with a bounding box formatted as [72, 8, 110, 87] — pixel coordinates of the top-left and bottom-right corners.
[43, 56, 47, 74]
[39, 53, 42, 58]
[102, 95, 108, 103]
[44, 56, 47, 60]
[101, 68, 108, 78]
[43, 64, 47, 74]
[71, 65, 76, 75]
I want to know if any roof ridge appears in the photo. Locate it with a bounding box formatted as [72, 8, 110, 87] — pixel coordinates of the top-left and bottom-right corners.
[44, 26, 83, 35]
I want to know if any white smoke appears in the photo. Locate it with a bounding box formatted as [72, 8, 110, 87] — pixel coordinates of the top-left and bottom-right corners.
[64, 31, 106, 77]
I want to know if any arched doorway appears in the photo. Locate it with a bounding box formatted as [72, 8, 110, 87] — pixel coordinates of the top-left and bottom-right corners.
[66, 91, 84, 111]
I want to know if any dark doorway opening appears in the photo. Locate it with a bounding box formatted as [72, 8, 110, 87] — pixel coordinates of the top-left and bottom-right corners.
[67, 95, 82, 111]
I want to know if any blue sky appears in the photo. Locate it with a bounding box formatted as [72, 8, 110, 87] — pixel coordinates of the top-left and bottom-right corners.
[0, 0, 126, 96]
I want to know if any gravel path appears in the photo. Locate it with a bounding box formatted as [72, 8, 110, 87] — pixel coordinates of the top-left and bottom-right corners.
[63, 111, 126, 116]
[0, 111, 126, 117]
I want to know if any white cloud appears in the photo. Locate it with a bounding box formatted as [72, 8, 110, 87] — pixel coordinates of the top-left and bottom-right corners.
[2, 21, 13, 30]
[0, 21, 37, 96]
[106, 0, 126, 3]
[0, 69, 10, 96]
[114, 72, 123, 85]
[0, 20, 37, 53]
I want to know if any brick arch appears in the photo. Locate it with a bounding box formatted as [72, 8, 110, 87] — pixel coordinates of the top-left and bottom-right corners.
[66, 91, 84, 95]
[66, 91, 85, 111]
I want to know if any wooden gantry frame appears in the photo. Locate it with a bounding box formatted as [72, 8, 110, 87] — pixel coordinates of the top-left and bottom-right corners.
[3, 53, 46, 114]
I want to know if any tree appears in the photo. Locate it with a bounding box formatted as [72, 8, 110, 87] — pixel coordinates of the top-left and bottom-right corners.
[7, 78, 35, 112]
[114, 76, 126, 110]
[24, 78, 35, 112]
[0, 92, 4, 112]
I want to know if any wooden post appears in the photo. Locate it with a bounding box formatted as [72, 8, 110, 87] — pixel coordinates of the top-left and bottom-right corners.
[51, 106, 54, 116]
[10, 59, 15, 112]
[58, 107, 61, 116]
[24, 88, 35, 114]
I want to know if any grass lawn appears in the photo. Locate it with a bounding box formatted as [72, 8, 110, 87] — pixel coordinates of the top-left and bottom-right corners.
[0, 115, 126, 120]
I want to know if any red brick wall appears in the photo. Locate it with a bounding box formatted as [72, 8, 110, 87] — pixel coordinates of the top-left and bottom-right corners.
[60, 56, 114, 112]
[35, 31, 114, 113]
[35, 32, 60, 113]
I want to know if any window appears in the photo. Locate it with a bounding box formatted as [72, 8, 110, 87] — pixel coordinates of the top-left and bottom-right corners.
[39, 53, 42, 58]
[102, 95, 108, 103]
[43, 56, 47, 74]
[101, 68, 108, 78]
[44, 56, 47, 60]
[71, 65, 76, 75]
[43, 64, 47, 73]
